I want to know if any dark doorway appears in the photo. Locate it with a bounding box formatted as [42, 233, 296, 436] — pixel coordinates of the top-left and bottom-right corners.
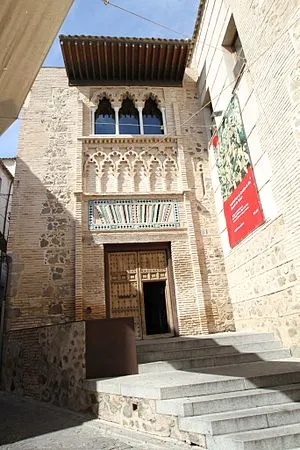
[143, 281, 169, 335]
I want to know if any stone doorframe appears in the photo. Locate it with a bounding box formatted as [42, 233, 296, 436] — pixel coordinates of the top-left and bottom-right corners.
[104, 242, 179, 338]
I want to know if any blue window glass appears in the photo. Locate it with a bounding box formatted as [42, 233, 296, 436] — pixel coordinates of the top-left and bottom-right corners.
[143, 98, 163, 135]
[95, 98, 115, 134]
[119, 98, 140, 134]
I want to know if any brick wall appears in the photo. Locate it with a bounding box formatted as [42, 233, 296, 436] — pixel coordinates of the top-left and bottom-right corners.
[6, 66, 234, 337]
[7, 69, 78, 330]
[77, 79, 233, 334]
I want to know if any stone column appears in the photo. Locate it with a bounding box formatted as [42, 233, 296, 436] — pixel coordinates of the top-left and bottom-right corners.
[91, 107, 96, 134]
[114, 106, 120, 135]
[161, 107, 167, 134]
[138, 106, 144, 134]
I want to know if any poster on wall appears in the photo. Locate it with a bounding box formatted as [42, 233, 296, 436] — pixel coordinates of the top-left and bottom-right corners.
[212, 95, 264, 247]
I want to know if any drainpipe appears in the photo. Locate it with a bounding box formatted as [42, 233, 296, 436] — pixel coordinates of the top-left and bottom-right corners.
[0, 178, 13, 374]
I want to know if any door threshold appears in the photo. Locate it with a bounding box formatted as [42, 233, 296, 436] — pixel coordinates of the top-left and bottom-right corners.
[142, 333, 174, 340]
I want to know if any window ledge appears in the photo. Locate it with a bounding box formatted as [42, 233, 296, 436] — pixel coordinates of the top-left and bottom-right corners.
[79, 135, 178, 144]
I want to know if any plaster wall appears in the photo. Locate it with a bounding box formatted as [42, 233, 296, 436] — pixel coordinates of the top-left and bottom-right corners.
[0, 0, 73, 133]
[0, 164, 13, 240]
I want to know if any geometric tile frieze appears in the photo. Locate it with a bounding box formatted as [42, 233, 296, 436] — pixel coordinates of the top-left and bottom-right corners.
[88, 199, 180, 231]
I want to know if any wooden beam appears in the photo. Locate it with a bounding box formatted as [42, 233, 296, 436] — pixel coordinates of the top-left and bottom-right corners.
[151, 45, 156, 81]
[170, 46, 178, 80]
[74, 41, 83, 80]
[157, 45, 164, 80]
[144, 44, 149, 80]
[131, 43, 135, 80]
[176, 45, 185, 81]
[96, 41, 102, 79]
[89, 42, 96, 80]
[111, 42, 115, 81]
[82, 42, 90, 80]
[67, 41, 76, 80]
[118, 42, 122, 80]
[138, 44, 142, 81]
[163, 45, 172, 80]
[125, 43, 128, 81]
[104, 42, 109, 80]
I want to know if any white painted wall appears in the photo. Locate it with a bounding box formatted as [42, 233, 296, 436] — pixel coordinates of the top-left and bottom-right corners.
[0, 163, 13, 241]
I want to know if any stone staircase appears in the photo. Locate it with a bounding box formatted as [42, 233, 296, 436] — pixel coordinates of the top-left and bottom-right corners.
[84, 332, 300, 449]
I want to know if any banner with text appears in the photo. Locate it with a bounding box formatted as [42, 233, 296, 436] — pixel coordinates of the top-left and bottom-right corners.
[212, 95, 264, 247]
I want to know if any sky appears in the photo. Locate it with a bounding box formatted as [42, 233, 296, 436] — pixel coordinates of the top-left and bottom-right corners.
[0, 0, 199, 158]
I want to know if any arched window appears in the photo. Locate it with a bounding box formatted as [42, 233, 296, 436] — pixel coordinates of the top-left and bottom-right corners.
[94, 97, 115, 134]
[142, 98, 163, 135]
[119, 98, 140, 135]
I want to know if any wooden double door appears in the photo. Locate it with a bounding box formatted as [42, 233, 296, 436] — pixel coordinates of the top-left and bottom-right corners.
[106, 247, 175, 339]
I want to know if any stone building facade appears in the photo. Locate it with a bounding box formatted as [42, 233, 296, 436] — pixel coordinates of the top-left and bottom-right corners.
[5, 36, 234, 346]
[3, 0, 300, 393]
[190, 0, 300, 354]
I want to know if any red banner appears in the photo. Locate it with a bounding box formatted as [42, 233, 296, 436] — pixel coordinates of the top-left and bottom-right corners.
[223, 167, 264, 247]
[212, 96, 264, 248]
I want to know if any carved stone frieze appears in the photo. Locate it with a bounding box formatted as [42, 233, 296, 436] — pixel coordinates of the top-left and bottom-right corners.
[89, 88, 165, 108]
[83, 142, 180, 194]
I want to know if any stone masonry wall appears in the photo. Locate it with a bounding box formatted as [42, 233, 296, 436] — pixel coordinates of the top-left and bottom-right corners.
[89, 391, 206, 447]
[2, 321, 90, 412]
[228, 216, 299, 351]
[191, 0, 300, 352]
[7, 68, 78, 331]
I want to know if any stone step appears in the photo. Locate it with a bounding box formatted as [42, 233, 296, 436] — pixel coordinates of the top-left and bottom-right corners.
[156, 383, 300, 417]
[137, 340, 283, 363]
[85, 370, 246, 399]
[84, 360, 300, 400]
[179, 402, 300, 436]
[138, 349, 290, 373]
[136, 332, 275, 355]
[206, 423, 300, 450]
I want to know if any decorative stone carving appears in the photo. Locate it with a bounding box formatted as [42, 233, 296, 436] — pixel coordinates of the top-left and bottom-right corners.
[90, 88, 165, 108]
[83, 144, 179, 193]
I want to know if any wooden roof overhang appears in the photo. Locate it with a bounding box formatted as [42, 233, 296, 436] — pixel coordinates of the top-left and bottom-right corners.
[60, 35, 191, 86]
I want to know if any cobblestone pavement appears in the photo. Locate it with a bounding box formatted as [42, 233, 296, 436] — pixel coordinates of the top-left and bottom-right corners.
[0, 392, 185, 450]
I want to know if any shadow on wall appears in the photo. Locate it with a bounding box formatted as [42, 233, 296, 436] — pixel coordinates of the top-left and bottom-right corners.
[6, 158, 78, 329]
[1, 156, 92, 412]
[0, 156, 100, 445]
[184, 63, 235, 334]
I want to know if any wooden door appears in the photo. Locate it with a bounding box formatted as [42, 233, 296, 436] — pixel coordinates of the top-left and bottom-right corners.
[108, 252, 142, 339]
[107, 249, 174, 339]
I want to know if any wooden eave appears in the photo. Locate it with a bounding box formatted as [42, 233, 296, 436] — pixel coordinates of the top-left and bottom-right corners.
[60, 35, 191, 86]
